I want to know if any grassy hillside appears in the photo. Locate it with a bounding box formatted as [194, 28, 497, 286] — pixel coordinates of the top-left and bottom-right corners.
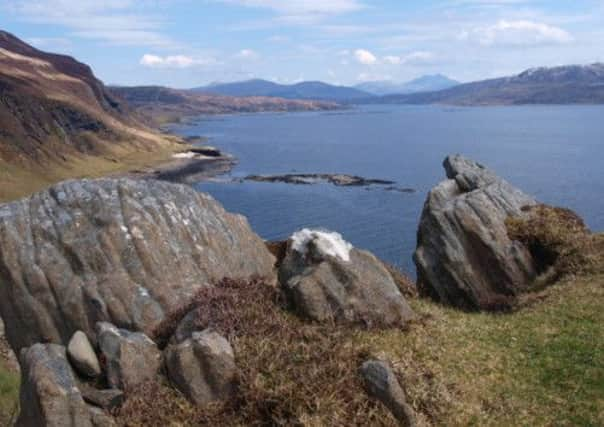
[0, 30, 189, 204]
[0, 138, 185, 204]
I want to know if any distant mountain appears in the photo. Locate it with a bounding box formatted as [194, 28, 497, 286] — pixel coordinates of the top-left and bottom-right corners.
[0, 30, 179, 201]
[193, 79, 372, 101]
[355, 74, 459, 96]
[111, 86, 340, 125]
[377, 64, 604, 105]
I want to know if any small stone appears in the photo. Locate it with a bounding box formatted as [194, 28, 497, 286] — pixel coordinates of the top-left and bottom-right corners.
[360, 360, 416, 427]
[97, 322, 161, 390]
[80, 385, 125, 411]
[165, 329, 236, 406]
[68, 331, 101, 378]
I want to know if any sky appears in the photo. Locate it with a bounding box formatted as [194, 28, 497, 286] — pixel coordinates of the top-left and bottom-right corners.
[1, 0, 603, 88]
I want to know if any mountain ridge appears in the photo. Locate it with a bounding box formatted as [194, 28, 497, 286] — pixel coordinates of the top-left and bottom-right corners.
[355, 74, 460, 95]
[193, 78, 371, 101]
[376, 63, 604, 105]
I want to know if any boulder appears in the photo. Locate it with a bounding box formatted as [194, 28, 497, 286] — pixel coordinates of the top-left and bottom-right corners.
[97, 322, 162, 390]
[0, 178, 276, 352]
[164, 330, 236, 406]
[67, 330, 101, 378]
[279, 229, 415, 327]
[16, 343, 114, 427]
[360, 360, 416, 427]
[414, 155, 538, 310]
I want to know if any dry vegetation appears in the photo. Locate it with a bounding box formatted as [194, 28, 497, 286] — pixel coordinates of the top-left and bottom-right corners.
[0, 137, 187, 204]
[0, 206, 602, 426]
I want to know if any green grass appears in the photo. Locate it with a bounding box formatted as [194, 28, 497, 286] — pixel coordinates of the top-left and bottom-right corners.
[358, 274, 604, 426]
[0, 361, 19, 426]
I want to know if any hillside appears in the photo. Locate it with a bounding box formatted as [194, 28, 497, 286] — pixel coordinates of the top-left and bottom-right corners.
[110, 85, 340, 125]
[193, 78, 372, 101]
[378, 64, 604, 105]
[355, 74, 459, 95]
[0, 30, 185, 202]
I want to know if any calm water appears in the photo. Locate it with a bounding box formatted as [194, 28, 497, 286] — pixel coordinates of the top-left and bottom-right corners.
[170, 105, 604, 275]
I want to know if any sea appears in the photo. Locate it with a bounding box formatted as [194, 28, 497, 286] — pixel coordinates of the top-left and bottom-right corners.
[169, 104, 604, 275]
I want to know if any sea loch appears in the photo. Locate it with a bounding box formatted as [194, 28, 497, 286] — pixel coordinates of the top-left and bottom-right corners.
[170, 104, 604, 274]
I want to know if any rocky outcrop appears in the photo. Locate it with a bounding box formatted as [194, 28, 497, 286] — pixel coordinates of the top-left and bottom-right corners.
[414, 155, 538, 310]
[164, 330, 236, 406]
[360, 360, 416, 427]
[0, 178, 275, 351]
[17, 343, 114, 427]
[67, 331, 101, 378]
[279, 229, 415, 327]
[97, 322, 162, 390]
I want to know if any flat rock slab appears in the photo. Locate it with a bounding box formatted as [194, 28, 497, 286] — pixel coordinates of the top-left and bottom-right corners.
[0, 178, 275, 351]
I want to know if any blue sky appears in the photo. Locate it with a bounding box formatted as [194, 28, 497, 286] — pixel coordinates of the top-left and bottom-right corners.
[2, 0, 603, 88]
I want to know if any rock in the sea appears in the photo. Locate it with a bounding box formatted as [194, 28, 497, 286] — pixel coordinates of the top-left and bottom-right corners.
[164, 330, 236, 406]
[360, 360, 416, 427]
[414, 155, 538, 310]
[0, 178, 275, 352]
[97, 322, 162, 390]
[68, 331, 101, 378]
[17, 343, 114, 427]
[279, 229, 415, 327]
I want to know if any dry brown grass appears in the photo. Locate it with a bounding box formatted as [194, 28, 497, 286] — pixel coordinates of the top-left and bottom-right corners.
[117, 278, 404, 426]
[507, 204, 604, 284]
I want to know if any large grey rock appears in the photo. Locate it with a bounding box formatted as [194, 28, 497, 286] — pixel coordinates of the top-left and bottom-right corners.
[97, 322, 161, 390]
[164, 330, 236, 406]
[360, 360, 416, 427]
[68, 330, 101, 378]
[414, 155, 538, 310]
[279, 229, 415, 327]
[16, 343, 114, 427]
[0, 178, 275, 352]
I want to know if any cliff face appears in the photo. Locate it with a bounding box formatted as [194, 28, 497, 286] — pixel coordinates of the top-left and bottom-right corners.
[0, 31, 180, 201]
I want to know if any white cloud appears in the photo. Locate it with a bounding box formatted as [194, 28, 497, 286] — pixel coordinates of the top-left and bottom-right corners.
[216, 0, 365, 16]
[354, 49, 377, 65]
[463, 20, 573, 46]
[4, 0, 178, 48]
[140, 54, 217, 69]
[235, 49, 260, 60]
[383, 51, 435, 65]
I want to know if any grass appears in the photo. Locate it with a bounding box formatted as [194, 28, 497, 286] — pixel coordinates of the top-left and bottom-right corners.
[0, 207, 602, 426]
[0, 137, 188, 204]
[0, 360, 19, 426]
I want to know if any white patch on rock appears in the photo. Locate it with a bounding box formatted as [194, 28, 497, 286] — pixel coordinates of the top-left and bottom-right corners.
[291, 229, 353, 262]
